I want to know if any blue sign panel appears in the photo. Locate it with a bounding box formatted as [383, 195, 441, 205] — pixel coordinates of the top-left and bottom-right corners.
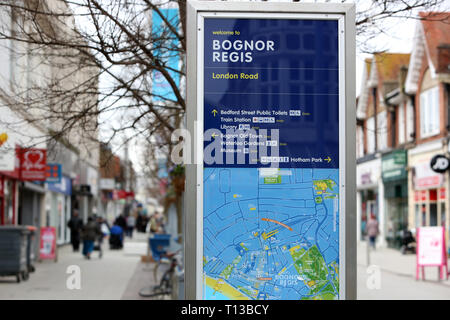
[45, 163, 62, 184]
[47, 175, 72, 196]
[152, 8, 181, 101]
[203, 18, 340, 300]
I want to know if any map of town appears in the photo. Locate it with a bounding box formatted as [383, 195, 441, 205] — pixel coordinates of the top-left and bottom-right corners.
[203, 168, 340, 300]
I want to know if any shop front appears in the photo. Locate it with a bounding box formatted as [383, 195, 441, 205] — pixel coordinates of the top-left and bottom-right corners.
[46, 175, 72, 245]
[382, 150, 408, 249]
[408, 142, 448, 235]
[357, 157, 384, 244]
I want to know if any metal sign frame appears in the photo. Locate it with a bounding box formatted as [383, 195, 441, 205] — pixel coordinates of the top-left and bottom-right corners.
[185, 0, 356, 300]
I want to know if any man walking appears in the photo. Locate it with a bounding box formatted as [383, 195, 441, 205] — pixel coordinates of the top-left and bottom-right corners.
[67, 210, 83, 252]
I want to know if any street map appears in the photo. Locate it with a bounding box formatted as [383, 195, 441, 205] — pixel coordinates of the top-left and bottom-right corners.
[203, 167, 340, 300]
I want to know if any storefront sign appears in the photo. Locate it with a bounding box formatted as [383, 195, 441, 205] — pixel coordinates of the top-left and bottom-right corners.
[416, 227, 448, 280]
[100, 178, 115, 190]
[382, 150, 407, 181]
[113, 189, 133, 200]
[430, 154, 450, 173]
[45, 163, 62, 183]
[18, 148, 47, 181]
[357, 159, 380, 189]
[39, 227, 57, 261]
[414, 161, 444, 190]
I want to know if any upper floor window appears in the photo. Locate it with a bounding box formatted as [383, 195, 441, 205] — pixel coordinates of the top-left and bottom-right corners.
[366, 116, 375, 154]
[420, 86, 440, 138]
[357, 125, 364, 158]
[377, 111, 388, 151]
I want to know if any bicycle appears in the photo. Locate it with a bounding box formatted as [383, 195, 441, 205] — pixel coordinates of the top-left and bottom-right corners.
[139, 249, 183, 300]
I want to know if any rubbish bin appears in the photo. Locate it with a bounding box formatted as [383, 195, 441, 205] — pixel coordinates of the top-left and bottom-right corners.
[0, 226, 30, 283]
[25, 226, 37, 273]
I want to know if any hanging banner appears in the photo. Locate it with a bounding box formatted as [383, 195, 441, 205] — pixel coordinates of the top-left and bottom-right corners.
[201, 15, 341, 300]
[416, 226, 448, 280]
[18, 148, 47, 181]
[39, 227, 57, 261]
[152, 7, 181, 102]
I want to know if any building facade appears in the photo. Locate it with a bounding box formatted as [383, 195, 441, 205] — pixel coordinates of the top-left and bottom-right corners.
[0, 1, 100, 249]
[356, 12, 450, 250]
[404, 13, 450, 244]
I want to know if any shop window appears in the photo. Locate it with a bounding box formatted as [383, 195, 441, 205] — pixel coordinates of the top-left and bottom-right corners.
[430, 203, 438, 226]
[415, 205, 420, 228]
[440, 203, 446, 227]
[366, 117, 375, 154]
[377, 111, 388, 151]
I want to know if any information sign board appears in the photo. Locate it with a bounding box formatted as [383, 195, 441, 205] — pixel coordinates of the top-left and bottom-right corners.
[185, 1, 356, 300]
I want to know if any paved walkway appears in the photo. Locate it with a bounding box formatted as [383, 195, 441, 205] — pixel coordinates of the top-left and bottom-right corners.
[357, 242, 450, 299]
[0, 233, 148, 300]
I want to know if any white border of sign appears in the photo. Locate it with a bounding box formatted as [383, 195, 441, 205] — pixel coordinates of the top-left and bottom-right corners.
[185, 0, 356, 300]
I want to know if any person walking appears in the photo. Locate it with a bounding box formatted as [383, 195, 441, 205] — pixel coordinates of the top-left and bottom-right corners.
[67, 210, 83, 252]
[82, 217, 102, 259]
[366, 213, 379, 249]
[126, 214, 136, 238]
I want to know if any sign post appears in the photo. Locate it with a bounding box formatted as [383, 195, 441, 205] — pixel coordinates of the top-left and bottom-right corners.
[185, 1, 356, 300]
[39, 227, 57, 262]
[416, 226, 448, 281]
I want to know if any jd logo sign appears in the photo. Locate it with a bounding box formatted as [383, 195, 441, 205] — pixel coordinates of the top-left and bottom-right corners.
[430, 155, 450, 173]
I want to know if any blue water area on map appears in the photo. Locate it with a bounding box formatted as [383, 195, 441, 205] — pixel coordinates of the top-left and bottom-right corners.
[203, 18, 339, 168]
[203, 167, 339, 300]
[204, 284, 230, 300]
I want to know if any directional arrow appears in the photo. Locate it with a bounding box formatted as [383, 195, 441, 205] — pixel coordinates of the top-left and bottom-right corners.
[211, 133, 219, 139]
[212, 109, 218, 117]
[325, 156, 331, 163]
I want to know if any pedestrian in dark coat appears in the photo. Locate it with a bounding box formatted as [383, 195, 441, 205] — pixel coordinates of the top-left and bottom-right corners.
[67, 210, 83, 252]
[82, 217, 102, 259]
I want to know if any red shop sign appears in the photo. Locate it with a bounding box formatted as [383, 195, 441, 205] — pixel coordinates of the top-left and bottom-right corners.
[18, 148, 47, 181]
